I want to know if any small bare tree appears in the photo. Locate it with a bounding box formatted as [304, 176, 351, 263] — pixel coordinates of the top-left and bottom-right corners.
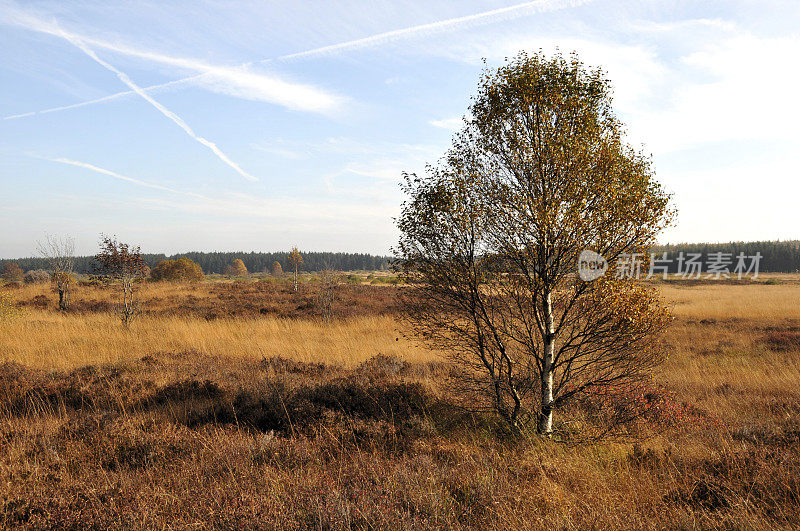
[94, 236, 148, 328]
[288, 247, 303, 292]
[37, 234, 75, 310]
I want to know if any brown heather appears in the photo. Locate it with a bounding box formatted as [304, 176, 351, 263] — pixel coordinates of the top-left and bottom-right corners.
[0, 277, 798, 529]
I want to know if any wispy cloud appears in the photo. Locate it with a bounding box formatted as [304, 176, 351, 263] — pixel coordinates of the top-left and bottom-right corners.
[429, 117, 464, 130]
[54, 26, 258, 182]
[4, 0, 589, 120]
[43, 155, 392, 224]
[43, 157, 394, 230]
[1, 7, 342, 117]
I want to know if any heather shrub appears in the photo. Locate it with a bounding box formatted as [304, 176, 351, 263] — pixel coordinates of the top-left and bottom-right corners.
[23, 269, 50, 284]
[762, 331, 800, 351]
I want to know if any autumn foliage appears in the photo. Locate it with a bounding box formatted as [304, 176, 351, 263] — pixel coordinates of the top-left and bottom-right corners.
[94, 236, 149, 327]
[150, 257, 204, 282]
[1, 263, 23, 283]
[224, 259, 248, 276]
[397, 51, 673, 436]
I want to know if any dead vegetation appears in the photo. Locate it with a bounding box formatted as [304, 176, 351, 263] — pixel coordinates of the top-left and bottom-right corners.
[13, 278, 401, 320]
[0, 279, 799, 528]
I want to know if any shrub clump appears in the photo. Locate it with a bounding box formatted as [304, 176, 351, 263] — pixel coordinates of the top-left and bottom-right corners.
[2, 263, 23, 282]
[762, 331, 800, 351]
[150, 257, 204, 282]
[224, 259, 248, 276]
[23, 269, 50, 284]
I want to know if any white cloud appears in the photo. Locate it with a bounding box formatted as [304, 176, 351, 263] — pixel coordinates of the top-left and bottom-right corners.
[342, 160, 409, 181]
[661, 153, 800, 243]
[629, 32, 800, 154]
[425, 35, 668, 116]
[415, 19, 800, 157]
[429, 117, 464, 130]
[3, 0, 589, 119]
[2, 6, 343, 115]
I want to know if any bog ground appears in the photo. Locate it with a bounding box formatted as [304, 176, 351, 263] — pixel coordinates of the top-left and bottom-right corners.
[0, 276, 798, 529]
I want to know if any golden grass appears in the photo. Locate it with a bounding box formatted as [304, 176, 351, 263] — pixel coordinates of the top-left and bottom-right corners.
[3, 280, 799, 375]
[0, 310, 430, 371]
[658, 281, 800, 321]
[1, 278, 799, 527]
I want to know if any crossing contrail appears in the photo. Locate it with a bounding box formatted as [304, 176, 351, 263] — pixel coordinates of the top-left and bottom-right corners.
[4, 0, 591, 121]
[60, 30, 258, 182]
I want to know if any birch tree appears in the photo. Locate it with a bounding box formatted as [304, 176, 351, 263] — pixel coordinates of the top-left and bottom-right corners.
[94, 236, 148, 328]
[288, 247, 303, 292]
[396, 51, 674, 437]
[37, 234, 75, 311]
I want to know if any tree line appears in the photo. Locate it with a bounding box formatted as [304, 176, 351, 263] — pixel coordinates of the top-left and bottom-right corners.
[1, 250, 391, 275]
[5, 243, 799, 275]
[652, 241, 800, 272]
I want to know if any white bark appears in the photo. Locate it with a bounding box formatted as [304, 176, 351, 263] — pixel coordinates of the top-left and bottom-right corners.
[538, 290, 555, 435]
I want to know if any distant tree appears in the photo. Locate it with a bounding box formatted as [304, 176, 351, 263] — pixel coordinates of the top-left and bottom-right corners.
[94, 236, 148, 328]
[225, 258, 248, 276]
[23, 269, 50, 284]
[2, 263, 23, 283]
[397, 51, 673, 437]
[37, 234, 75, 310]
[150, 257, 204, 282]
[271, 261, 284, 277]
[288, 247, 303, 292]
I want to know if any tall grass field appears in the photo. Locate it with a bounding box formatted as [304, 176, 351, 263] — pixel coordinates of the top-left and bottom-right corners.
[0, 276, 798, 528]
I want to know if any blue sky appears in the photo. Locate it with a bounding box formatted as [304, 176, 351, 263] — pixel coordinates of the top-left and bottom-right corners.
[1, 0, 798, 258]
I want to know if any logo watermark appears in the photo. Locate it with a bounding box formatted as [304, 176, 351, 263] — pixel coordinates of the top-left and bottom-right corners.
[578, 250, 608, 281]
[577, 251, 762, 281]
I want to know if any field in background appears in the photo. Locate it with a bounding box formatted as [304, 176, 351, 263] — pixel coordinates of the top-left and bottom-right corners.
[0, 276, 798, 528]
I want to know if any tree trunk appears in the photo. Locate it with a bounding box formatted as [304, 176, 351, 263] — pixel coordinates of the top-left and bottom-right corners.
[58, 288, 67, 311]
[293, 267, 298, 292]
[538, 291, 554, 436]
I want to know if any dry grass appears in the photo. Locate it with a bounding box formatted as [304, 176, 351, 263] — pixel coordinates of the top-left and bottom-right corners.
[0, 311, 427, 371]
[660, 281, 800, 321]
[0, 278, 798, 529]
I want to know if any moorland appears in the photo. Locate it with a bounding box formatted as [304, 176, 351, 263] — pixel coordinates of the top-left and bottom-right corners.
[0, 273, 798, 528]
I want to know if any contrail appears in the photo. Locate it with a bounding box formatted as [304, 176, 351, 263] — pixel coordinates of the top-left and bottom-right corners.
[280, 0, 591, 60]
[4, 75, 200, 120]
[59, 30, 258, 182]
[44, 156, 207, 198]
[42, 156, 388, 222]
[4, 0, 590, 120]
